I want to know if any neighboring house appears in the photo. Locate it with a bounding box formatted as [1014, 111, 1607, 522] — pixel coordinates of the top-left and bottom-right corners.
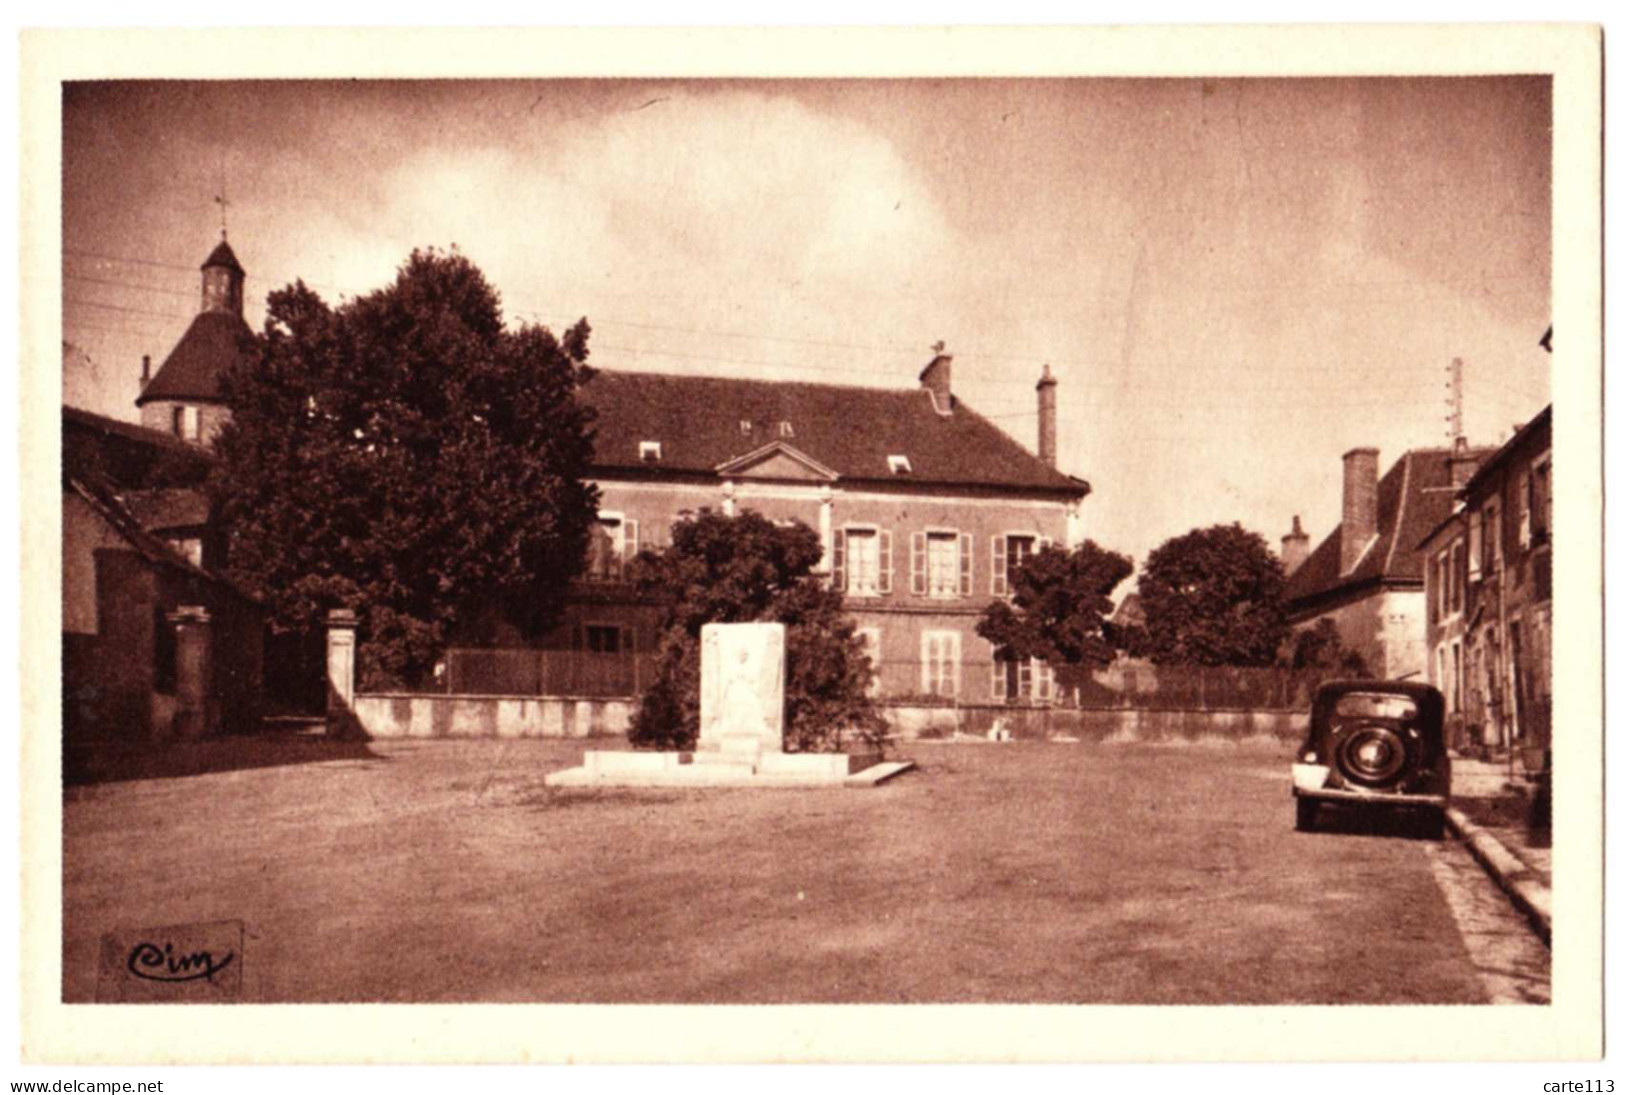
[134, 237, 249, 446]
[1416, 506, 1471, 747]
[459, 353, 1091, 705]
[1281, 442, 1489, 680]
[62, 410, 263, 746]
[1440, 406, 1553, 755]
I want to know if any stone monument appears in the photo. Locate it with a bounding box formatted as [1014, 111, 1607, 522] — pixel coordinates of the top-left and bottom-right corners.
[545, 620, 910, 789]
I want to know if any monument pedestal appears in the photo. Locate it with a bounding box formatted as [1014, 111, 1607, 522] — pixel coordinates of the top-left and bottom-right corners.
[545, 622, 913, 790]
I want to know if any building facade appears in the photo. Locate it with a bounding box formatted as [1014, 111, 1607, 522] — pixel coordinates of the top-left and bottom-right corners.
[1281, 442, 1488, 680]
[1425, 407, 1552, 755]
[457, 354, 1091, 704]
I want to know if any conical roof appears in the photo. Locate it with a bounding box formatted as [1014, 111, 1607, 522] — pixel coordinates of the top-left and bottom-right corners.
[202, 238, 244, 275]
[134, 310, 252, 406]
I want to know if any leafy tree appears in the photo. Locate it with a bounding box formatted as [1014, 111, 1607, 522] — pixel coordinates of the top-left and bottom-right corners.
[629, 509, 883, 753]
[975, 540, 1135, 691]
[1280, 617, 1370, 676]
[1138, 523, 1288, 667]
[209, 248, 600, 689]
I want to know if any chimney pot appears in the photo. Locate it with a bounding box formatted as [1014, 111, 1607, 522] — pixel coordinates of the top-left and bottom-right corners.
[1281, 514, 1311, 576]
[1340, 448, 1380, 574]
[1036, 364, 1058, 467]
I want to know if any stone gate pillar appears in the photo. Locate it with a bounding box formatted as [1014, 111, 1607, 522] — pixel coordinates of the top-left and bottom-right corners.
[325, 608, 358, 735]
[168, 605, 215, 739]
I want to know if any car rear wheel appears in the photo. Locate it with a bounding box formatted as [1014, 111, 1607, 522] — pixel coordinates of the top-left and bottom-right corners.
[1295, 797, 1317, 832]
[1335, 723, 1410, 788]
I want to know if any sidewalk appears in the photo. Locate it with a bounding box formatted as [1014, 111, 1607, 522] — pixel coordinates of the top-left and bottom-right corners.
[1448, 755, 1552, 942]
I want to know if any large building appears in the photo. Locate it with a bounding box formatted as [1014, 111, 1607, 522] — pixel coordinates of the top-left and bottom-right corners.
[456, 353, 1092, 705]
[1281, 442, 1489, 680]
[1421, 407, 1552, 756]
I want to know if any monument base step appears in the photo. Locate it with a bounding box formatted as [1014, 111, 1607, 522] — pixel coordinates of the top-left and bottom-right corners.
[544, 750, 913, 789]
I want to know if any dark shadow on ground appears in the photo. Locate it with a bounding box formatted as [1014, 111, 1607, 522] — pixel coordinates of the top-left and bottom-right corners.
[1301, 801, 1446, 841]
[64, 718, 385, 788]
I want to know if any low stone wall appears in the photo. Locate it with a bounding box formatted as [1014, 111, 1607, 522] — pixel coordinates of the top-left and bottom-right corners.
[882, 703, 1308, 743]
[352, 692, 634, 739]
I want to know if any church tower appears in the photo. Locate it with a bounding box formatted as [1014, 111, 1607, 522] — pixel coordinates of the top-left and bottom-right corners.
[135, 235, 252, 446]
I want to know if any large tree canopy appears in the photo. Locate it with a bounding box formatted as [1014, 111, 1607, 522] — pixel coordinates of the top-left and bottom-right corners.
[1138, 523, 1288, 667]
[629, 509, 882, 754]
[210, 248, 600, 689]
[975, 540, 1135, 690]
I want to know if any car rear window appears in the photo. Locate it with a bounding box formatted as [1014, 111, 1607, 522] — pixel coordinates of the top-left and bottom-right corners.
[1334, 693, 1418, 720]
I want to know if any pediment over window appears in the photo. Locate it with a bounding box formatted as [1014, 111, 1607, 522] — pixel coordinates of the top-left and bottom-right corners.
[715, 441, 838, 482]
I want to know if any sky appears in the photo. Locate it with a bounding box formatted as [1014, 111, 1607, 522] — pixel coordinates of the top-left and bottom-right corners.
[60, 77, 1552, 573]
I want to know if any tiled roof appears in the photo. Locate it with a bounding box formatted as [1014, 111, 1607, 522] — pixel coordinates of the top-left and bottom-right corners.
[135, 310, 253, 406]
[1283, 447, 1491, 611]
[203, 239, 244, 275]
[118, 487, 210, 532]
[578, 369, 1086, 494]
[62, 405, 213, 489]
[1460, 405, 1552, 498]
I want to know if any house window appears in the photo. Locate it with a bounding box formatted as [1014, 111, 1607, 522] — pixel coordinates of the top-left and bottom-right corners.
[585, 514, 638, 581]
[992, 650, 1054, 703]
[856, 627, 881, 697]
[1483, 501, 1500, 575]
[912, 531, 972, 598]
[639, 441, 662, 463]
[1450, 542, 1465, 613]
[1531, 455, 1551, 543]
[992, 533, 1047, 597]
[171, 405, 200, 441]
[887, 454, 912, 475]
[153, 606, 176, 695]
[1452, 642, 1462, 715]
[172, 538, 203, 568]
[779, 421, 794, 437]
[585, 624, 629, 655]
[921, 630, 961, 697]
[837, 527, 891, 597]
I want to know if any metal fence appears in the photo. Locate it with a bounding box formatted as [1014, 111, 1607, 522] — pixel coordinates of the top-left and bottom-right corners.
[444, 648, 655, 698]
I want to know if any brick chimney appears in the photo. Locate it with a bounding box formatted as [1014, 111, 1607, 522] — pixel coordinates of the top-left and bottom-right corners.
[1448, 434, 1480, 490]
[139, 354, 151, 393]
[1036, 364, 1058, 467]
[920, 351, 953, 414]
[1341, 447, 1380, 574]
[1281, 515, 1310, 576]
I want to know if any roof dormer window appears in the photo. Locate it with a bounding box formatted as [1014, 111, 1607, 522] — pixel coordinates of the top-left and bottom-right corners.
[740, 420, 753, 436]
[640, 440, 663, 463]
[779, 421, 794, 437]
[888, 454, 912, 475]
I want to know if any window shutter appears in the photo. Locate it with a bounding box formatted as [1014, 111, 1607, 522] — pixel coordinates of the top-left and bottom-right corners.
[878, 530, 893, 595]
[919, 633, 932, 693]
[1518, 473, 1532, 548]
[950, 632, 962, 697]
[832, 529, 847, 592]
[959, 532, 974, 596]
[992, 535, 1008, 597]
[1468, 513, 1483, 580]
[911, 532, 927, 595]
[992, 651, 1007, 701]
[623, 519, 639, 568]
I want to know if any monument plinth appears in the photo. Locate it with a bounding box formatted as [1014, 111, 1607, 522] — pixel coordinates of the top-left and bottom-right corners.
[545, 621, 911, 789]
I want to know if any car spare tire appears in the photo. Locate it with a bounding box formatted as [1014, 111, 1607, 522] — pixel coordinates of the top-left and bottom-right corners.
[1334, 723, 1410, 788]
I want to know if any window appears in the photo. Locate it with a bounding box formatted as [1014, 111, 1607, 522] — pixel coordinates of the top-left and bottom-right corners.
[1450, 542, 1465, 613]
[856, 628, 881, 696]
[1467, 512, 1483, 581]
[153, 606, 176, 695]
[1431, 552, 1448, 621]
[172, 537, 203, 568]
[585, 514, 638, 581]
[1531, 456, 1551, 543]
[171, 405, 200, 441]
[835, 527, 891, 596]
[584, 624, 629, 655]
[921, 630, 961, 697]
[1483, 501, 1500, 575]
[779, 421, 794, 437]
[1515, 471, 1531, 549]
[912, 530, 972, 598]
[1452, 642, 1462, 715]
[639, 441, 662, 463]
[887, 454, 912, 475]
[992, 650, 1055, 703]
[991, 533, 1048, 597]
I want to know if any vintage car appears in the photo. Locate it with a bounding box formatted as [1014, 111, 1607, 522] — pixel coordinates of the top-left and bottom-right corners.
[1292, 680, 1450, 837]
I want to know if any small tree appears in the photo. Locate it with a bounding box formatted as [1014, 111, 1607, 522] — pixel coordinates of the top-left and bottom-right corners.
[629, 509, 883, 753]
[210, 248, 600, 689]
[1281, 617, 1370, 676]
[1138, 523, 1288, 667]
[975, 540, 1135, 692]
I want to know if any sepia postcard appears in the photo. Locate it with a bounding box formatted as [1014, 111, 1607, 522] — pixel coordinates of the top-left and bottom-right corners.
[18, 23, 1603, 1064]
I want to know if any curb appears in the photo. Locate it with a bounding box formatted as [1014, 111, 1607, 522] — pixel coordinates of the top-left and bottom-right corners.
[1445, 806, 1551, 945]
